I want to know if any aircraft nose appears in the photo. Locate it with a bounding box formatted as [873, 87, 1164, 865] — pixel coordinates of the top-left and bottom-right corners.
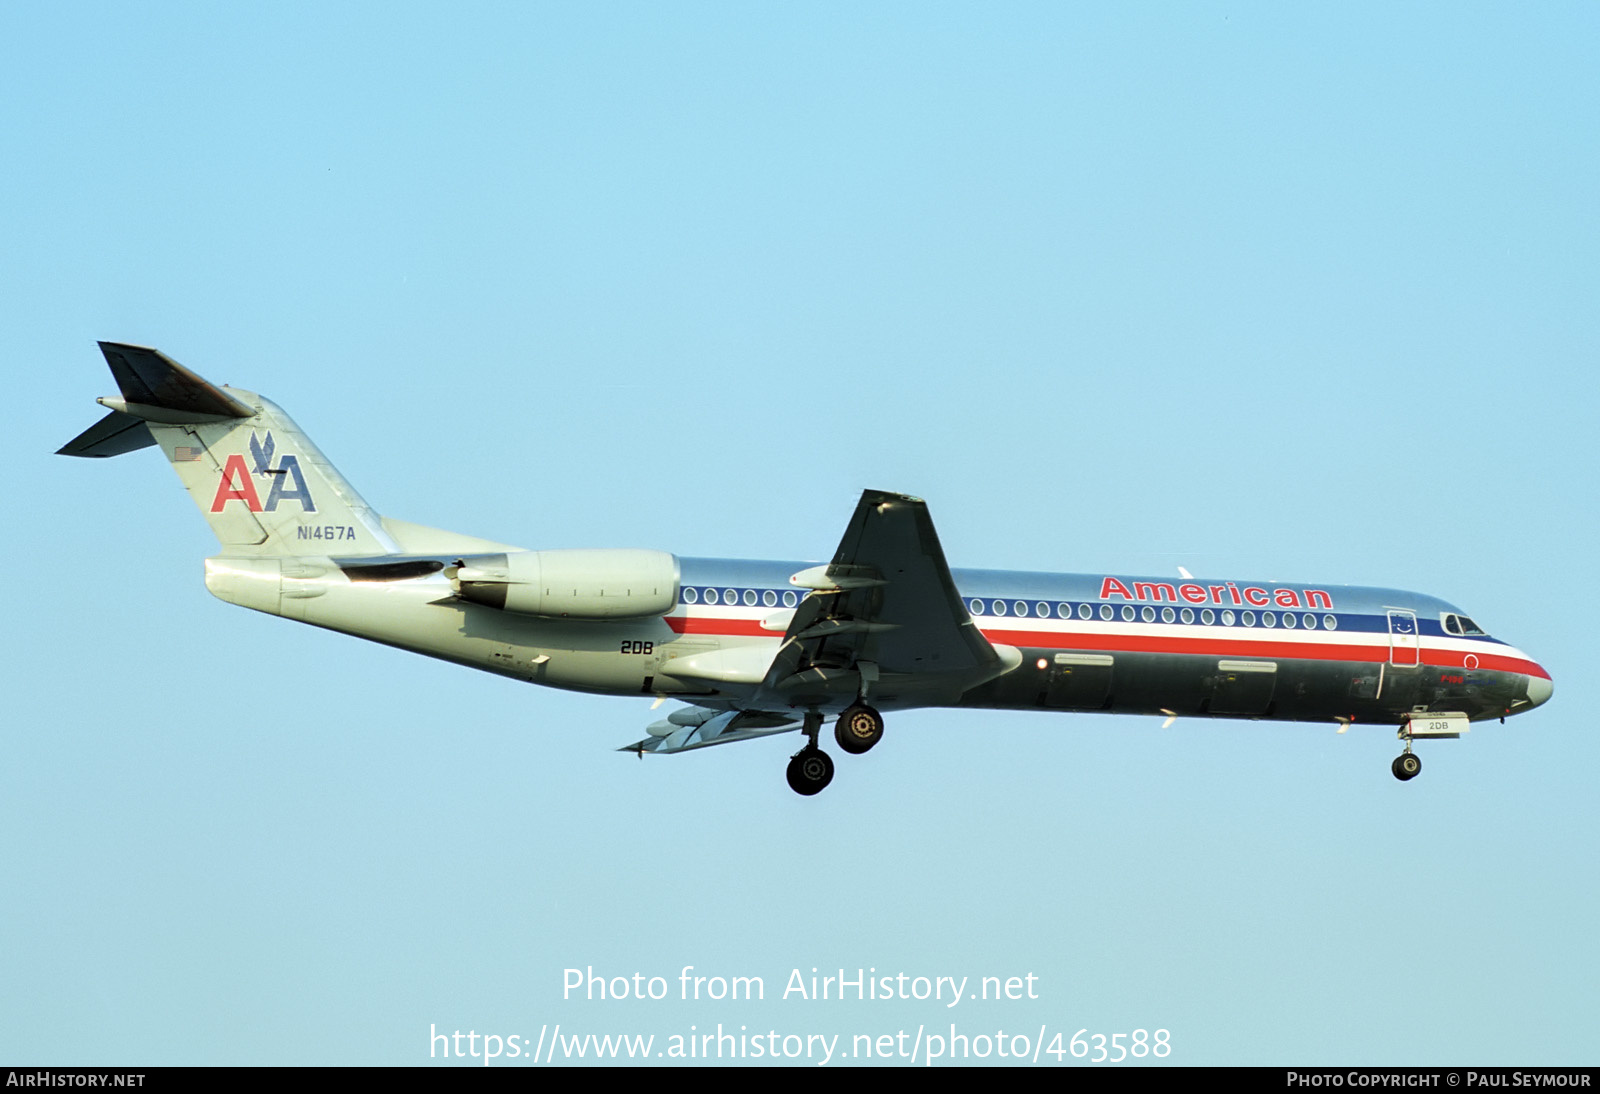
[1525, 673, 1554, 708]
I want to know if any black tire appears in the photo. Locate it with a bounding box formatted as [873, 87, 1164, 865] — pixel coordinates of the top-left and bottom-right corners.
[1393, 753, 1422, 781]
[786, 748, 835, 796]
[834, 704, 885, 755]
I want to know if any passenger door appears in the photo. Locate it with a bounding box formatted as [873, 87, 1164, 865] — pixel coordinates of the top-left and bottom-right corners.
[1387, 610, 1421, 667]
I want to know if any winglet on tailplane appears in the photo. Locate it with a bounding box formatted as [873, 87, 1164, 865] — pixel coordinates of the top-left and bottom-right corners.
[59, 342, 521, 559]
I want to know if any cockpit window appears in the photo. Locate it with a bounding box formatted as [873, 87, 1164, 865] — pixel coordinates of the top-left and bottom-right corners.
[1444, 613, 1488, 637]
[1457, 615, 1486, 635]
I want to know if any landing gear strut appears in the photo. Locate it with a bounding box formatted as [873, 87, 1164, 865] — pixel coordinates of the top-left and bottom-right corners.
[834, 703, 884, 755]
[786, 712, 833, 796]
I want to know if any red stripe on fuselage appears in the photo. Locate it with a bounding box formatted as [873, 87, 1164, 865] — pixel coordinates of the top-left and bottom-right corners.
[667, 616, 773, 637]
[976, 626, 1549, 678]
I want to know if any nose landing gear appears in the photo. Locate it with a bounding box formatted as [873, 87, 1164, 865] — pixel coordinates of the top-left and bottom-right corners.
[1390, 712, 1467, 782]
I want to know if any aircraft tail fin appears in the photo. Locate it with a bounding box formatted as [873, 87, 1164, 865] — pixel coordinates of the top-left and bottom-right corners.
[60, 342, 399, 557]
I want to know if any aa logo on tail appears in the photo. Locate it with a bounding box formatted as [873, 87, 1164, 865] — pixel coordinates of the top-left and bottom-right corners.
[210, 431, 317, 513]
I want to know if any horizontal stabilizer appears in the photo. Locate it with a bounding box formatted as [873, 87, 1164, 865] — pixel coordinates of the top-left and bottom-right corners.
[56, 409, 155, 458]
[98, 342, 255, 419]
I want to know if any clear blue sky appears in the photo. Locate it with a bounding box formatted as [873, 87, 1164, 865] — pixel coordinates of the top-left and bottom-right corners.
[3, 2, 1595, 1066]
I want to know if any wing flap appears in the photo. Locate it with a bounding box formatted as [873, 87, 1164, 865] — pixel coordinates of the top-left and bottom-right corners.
[618, 707, 801, 755]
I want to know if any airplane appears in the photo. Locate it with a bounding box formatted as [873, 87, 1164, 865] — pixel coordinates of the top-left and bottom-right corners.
[60, 342, 1554, 796]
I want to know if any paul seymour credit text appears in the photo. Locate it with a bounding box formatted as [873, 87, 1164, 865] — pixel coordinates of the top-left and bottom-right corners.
[428, 966, 1172, 1065]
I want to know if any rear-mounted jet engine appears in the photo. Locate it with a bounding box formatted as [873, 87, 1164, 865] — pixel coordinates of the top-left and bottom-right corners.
[451, 549, 680, 620]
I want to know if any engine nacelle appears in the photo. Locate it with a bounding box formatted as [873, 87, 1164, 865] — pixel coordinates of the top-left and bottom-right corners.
[452, 549, 680, 620]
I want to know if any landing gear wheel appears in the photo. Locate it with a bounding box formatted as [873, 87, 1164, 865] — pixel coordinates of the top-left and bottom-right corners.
[834, 704, 885, 755]
[1392, 752, 1422, 781]
[786, 748, 835, 796]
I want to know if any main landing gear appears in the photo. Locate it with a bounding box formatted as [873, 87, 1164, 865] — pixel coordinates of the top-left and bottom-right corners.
[786, 747, 834, 796]
[834, 703, 885, 755]
[785, 704, 885, 796]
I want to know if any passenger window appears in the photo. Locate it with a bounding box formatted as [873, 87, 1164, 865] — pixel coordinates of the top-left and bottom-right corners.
[763, 590, 777, 607]
[683, 587, 699, 605]
[1262, 611, 1276, 628]
[1303, 613, 1316, 629]
[1282, 611, 1296, 629]
[1202, 609, 1215, 625]
[782, 590, 798, 608]
[1035, 602, 1050, 618]
[703, 589, 719, 605]
[1122, 606, 1137, 622]
[1221, 610, 1236, 626]
[1099, 604, 1113, 621]
[743, 590, 758, 606]
[1162, 607, 1175, 623]
[1241, 611, 1256, 627]
[1013, 601, 1028, 618]
[1180, 608, 1194, 624]
[992, 600, 1007, 616]
[1057, 602, 1072, 619]
[969, 599, 985, 615]
[1079, 603, 1093, 620]
[1323, 614, 1337, 630]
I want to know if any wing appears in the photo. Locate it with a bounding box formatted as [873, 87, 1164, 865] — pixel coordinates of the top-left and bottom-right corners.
[753, 489, 1013, 711]
[618, 705, 801, 755]
[616, 491, 1015, 759]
